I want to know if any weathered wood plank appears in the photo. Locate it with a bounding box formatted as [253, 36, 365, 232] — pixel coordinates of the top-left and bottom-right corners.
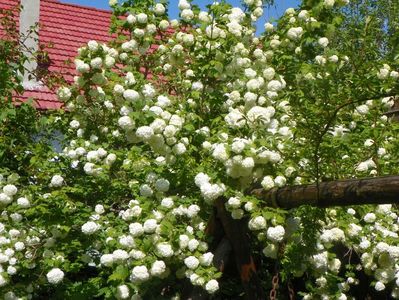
[252, 175, 399, 208]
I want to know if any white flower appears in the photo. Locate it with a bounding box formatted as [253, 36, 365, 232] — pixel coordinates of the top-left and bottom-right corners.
[90, 57, 102, 69]
[274, 176, 286, 187]
[143, 219, 157, 233]
[118, 116, 135, 130]
[315, 55, 326, 65]
[50, 175, 64, 187]
[318, 37, 329, 47]
[57, 87, 71, 101]
[117, 284, 130, 299]
[142, 84, 156, 98]
[287, 27, 303, 40]
[126, 14, 137, 25]
[157, 243, 174, 257]
[129, 222, 144, 237]
[136, 13, 148, 24]
[123, 89, 140, 102]
[298, 10, 309, 20]
[131, 266, 150, 282]
[136, 126, 154, 140]
[225, 109, 245, 128]
[311, 251, 328, 270]
[347, 223, 362, 238]
[375, 281, 386, 291]
[154, 3, 165, 15]
[364, 213, 376, 223]
[17, 197, 30, 208]
[113, 249, 129, 261]
[227, 21, 242, 37]
[192, 81, 204, 91]
[261, 176, 275, 190]
[69, 120, 80, 129]
[364, 139, 374, 147]
[200, 183, 226, 202]
[205, 279, 219, 294]
[87, 40, 99, 51]
[248, 216, 267, 231]
[3, 184, 17, 196]
[187, 205, 200, 218]
[200, 252, 214, 266]
[159, 20, 169, 30]
[355, 104, 369, 115]
[151, 260, 166, 276]
[178, 0, 191, 10]
[377, 147, 386, 157]
[227, 197, 241, 209]
[267, 80, 282, 92]
[390, 71, 399, 78]
[14, 241, 25, 251]
[155, 179, 170, 192]
[329, 55, 339, 63]
[184, 256, 200, 269]
[87, 151, 99, 162]
[81, 221, 100, 235]
[264, 22, 274, 32]
[181, 9, 194, 21]
[0, 274, 7, 287]
[0, 193, 12, 205]
[7, 266, 16, 275]
[263, 67, 275, 80]
[324, 0, 335, 7]
[119, 235, 134, 248]
[161, 197, 174, 209]
[247, 106, 275, 125]
[100, 254, 114, 267]
[140, 184, 153, 197]
[46, 268, 64, 284]
[267, 225, 285, 243]
[188, 239, 199, 252]
[355, 161, 368, 172]
[173, 143, 187, 155]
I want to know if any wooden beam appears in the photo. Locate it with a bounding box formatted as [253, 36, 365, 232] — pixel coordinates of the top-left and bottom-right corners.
[252, 175, 399, 209]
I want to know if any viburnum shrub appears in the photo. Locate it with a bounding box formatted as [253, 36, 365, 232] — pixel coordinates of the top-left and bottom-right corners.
[1, 0, 399, 299]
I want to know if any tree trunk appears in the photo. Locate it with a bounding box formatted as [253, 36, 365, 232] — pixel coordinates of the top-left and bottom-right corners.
[214, 198, 265, 300]
[252, 175, 399, 209]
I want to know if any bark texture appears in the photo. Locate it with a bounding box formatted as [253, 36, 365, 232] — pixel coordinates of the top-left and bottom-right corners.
[252, 175, 399, 209]
[214, 198, 265, 300]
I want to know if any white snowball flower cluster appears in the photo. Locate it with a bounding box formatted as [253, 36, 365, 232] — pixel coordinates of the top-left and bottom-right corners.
[130, 265, 150, 282]
[194, 173, 226, 203]
[57, 87, 71, 101]
[50, 175, 64, 187]
[81, 221, 100, 235]
[46, 268, 64, 284]
[0, 184, 18, 205]
[267, 225, 285, 243]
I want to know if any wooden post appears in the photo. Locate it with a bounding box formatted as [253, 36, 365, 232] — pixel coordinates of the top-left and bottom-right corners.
[214, 198, 265, 300]
[252, 175, 399, 209]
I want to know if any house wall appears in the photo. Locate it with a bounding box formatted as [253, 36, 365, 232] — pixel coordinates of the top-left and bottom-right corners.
[19, 0, 40, 87]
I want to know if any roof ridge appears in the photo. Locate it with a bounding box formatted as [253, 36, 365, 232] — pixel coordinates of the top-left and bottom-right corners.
[51, 0, 111, 14]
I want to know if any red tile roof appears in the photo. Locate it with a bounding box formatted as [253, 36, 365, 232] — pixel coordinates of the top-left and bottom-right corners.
[0, 0, 113, 109]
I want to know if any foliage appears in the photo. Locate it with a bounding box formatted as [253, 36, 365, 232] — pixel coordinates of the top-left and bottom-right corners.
[1, 0, 399, 299]
[0, 5, 57, 178]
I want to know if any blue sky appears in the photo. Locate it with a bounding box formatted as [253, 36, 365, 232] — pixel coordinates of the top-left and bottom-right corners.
[61, 0, 300, 24]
